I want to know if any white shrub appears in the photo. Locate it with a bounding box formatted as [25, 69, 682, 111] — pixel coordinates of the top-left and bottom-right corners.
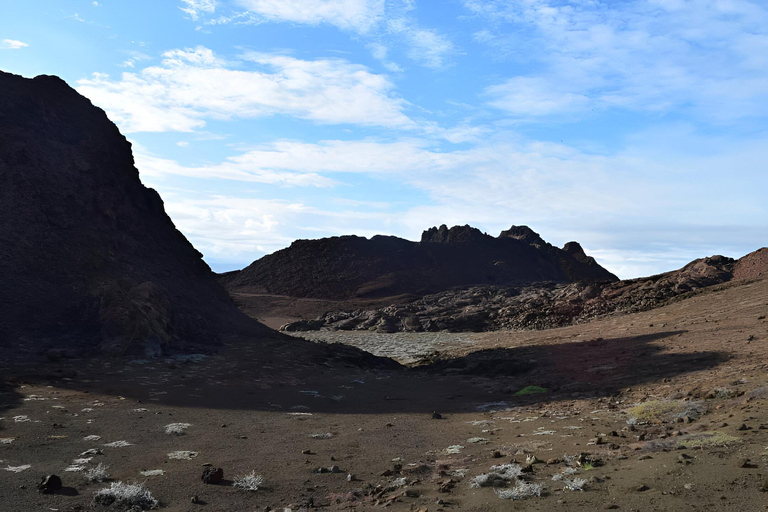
[85, 463, 110, 483]
[496, 481, 544, 500]
[470, 464, 523, 488]
[103, 440, 132, 448]
[164, 423, 191, 435]
[232, 471, 263, 492]
[93, 481, 158, 510]
[563, 477, 588, 492]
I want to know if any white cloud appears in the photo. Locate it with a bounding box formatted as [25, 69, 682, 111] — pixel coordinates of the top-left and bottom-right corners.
[139, 131, 768, 278]
[485, 77, 589, 117]
[180, 0, 217, 20]
[387, 18, 455, 69]
[134, 145, 336, 187]
[0, 39, 28, 50]
[235, 0, 385, 33]
[76, 46, 415, 132]
[468, 0, 768, 121]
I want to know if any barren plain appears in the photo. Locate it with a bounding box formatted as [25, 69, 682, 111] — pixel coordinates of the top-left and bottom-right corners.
[2, 277, 768, 511]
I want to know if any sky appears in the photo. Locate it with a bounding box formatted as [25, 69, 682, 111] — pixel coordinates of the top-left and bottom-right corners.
[1, 0, 766, 279]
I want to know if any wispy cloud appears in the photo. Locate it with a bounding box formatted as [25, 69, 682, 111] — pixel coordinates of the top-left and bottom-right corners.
[0, 39, 29, 50]
[180, 0, 217, 20]
[139, 131, 768, 277]
[234, 0, 384, 33]
[186, 0, 455, 69]
[468, 0, 768, 122]
[387, 17, 455, 69]
[77, 46, 415, 132]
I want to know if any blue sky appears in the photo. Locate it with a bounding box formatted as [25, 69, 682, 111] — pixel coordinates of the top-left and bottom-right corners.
[1, 0, 766, 278]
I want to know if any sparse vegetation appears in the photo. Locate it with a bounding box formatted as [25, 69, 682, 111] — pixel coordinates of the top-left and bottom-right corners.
[514, 386, 548, 396]
[470, 464, 523, 488]
[232, 471, 264, 491]
[563, 477, 588, 491]
[85, 463, 110, 483]
[496, 481, 544, 500]
[626, 400, 706, 424]
[164, 423, 191, 435]
[93, 481, 158, 510]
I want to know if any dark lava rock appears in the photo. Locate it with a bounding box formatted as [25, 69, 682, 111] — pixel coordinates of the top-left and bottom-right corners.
[201, 467, 224, 484]
[38, 474, 62, 493]
[0, 70, 272, 355]
[222, 224, 617, 300]
[281, 253, 740, 333]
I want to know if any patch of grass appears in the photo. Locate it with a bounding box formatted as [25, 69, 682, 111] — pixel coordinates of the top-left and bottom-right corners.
[679, 431, 741, 448]
[514, 386, 548, 396]
[626, 400, 705, 424]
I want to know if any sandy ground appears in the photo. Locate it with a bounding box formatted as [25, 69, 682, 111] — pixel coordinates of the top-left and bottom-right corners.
[1, 278, 768, 511]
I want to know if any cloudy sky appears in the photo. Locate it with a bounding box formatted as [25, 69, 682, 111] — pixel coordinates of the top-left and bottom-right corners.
[1, 0, 766, 278]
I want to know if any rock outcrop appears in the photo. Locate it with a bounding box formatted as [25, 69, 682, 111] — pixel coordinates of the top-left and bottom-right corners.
[281, 254, 742, 333]
[222, 224, 617, 300]
[0, 71, 270, 356]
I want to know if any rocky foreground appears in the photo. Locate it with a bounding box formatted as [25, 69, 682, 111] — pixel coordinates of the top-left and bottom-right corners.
[1, 276, 767, 511]
[282, 250, 766, 333]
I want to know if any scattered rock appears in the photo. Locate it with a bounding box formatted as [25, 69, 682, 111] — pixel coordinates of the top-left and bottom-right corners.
[37, 475, 62, 494]
[201, 467, 224, 484]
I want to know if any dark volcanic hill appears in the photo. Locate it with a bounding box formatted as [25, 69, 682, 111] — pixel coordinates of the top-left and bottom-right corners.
[282, 251, 766, 333]
[221, 224, 618, 299]
[0, 71, 272, 356]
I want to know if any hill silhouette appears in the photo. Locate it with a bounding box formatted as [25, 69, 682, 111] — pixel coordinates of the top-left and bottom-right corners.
[0, 71, 271, 356]
[222, 224, 617, 300]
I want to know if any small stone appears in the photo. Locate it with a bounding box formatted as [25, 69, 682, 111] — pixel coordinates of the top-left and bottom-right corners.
[37, 475, 62, 494]
[492, 451, 502, 459]
[604, 504, 620, 509]
[347, 473, 357, 482]
[737, 423, 750, 431]
[520, 464, 534, 474]
[638, 455, 653, 461]
[201, 467, 224, 484]
[330, 465, 342, 474]
[739, 458, 758, 468]
[546, 458, 561, 465]
[432, 412, 443, 420]
[302, 449, 313, 455]
[404, 489, 420, 498]
[636, 484, 650, 492]
[191, 495, 202, 504]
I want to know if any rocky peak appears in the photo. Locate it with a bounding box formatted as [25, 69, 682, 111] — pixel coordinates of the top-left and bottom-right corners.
[420, 224, 489, 244]
[499, 225, 547, 247]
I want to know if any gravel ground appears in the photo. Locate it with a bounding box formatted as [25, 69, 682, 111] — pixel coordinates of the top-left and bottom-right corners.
[287, 331, 479, 364]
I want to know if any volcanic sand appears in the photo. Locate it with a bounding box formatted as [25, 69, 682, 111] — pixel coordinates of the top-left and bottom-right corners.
[1, 278, 767, 511]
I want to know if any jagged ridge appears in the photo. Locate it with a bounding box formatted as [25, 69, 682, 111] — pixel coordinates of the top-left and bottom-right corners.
[222, 224, 617, 300]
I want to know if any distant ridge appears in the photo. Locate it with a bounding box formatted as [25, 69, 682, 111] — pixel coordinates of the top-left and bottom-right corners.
[221, 224, 618, 299]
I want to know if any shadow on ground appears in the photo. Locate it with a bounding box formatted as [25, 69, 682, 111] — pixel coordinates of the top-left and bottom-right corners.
[0, 330, 727, 415]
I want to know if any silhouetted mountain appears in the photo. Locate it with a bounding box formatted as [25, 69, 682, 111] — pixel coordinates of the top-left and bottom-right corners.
[0, 71, 271, 356]
[222, 224, 618, 300]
